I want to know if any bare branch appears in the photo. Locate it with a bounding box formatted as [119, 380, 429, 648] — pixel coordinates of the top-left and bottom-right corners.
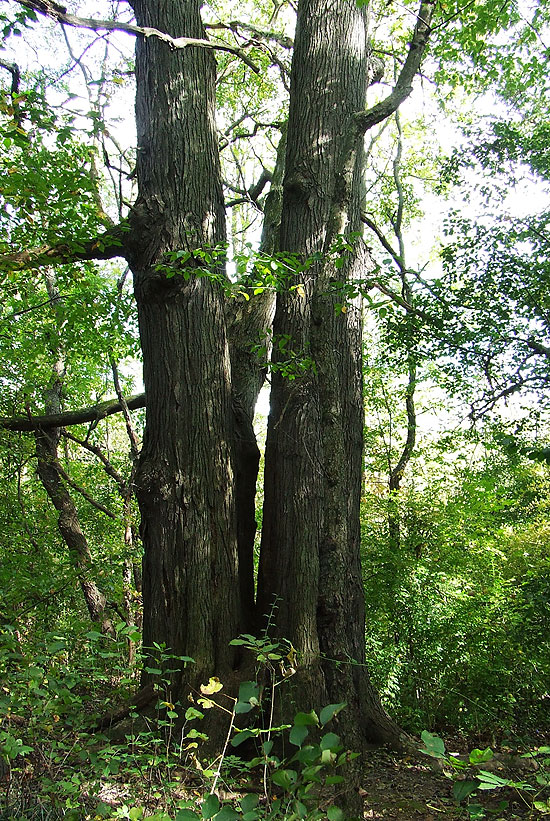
[0, 393, 146, 432]
[55, 461, 117, 519]
[13, 0, 261, 73]
[111, 361, 140, 462]
[206, 20, 293, 49]
[362, 213, 400, 267]
[470, 377, 529, 420]
[353, 0, 436, 137]
[62, 429, 126, 487]
[0, 59, 20, 94]
[226, 169, 272, 208]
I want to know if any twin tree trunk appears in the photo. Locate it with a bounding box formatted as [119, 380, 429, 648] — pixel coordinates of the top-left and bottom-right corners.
[258, 0, 403, 750]
[128, 0, 241, 684]
[126, 0, 403, 779]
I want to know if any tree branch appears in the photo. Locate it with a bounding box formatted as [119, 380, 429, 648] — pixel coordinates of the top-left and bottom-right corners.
[0, 393, 146, 432]
[111, 361, 140, 462]
[0, 58, 20, 94]
[55, 461, 118, 519]
[362, 213, 400, 266]
[12, 0, 260, 73]
[527, 337, 550, 360]
[353, 0, 436, 137]
[62, 429, 127, 487]
[0, 224, 128, 272]
[206, 20, 293, 49]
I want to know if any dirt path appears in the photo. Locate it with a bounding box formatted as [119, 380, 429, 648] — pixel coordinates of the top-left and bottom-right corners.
[360, 747, 546, 820]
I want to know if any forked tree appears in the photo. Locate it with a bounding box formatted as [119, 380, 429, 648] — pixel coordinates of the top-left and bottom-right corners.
[0, 0, 435, 800]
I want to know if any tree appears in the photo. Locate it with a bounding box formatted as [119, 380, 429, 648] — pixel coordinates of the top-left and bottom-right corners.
[0, 0, 464, 802]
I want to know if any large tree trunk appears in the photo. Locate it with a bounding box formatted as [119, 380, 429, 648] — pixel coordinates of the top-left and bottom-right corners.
[257, 0, 404, 791]
[126, 0, 241, 692]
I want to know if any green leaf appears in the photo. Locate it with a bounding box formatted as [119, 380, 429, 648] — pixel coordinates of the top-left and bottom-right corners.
[175, 811, 200, 821]
[213, 808, 239, 821]
[301, 764, 323, 782]
[271, 769, 298, 790]
[419, 731, 446, 759]
[294, 745, 320, 764]
[293, 710, 319, 726]
[294, 800, 308, 818]
[185, 707, 204, 721]
[469, 747, 493, 764]
[231, 729, 254, 747]
[327, 807, 344, 821]
[202, 794, 220, 818]
[239, 794, 259, 814]
[320, 732, 340, 751]
[319, 703, 346, 726]
[289, 724, 309, 747]
[453, 779, 479, 802]
[476, 771, 510, 789]
[238, 681, 259, 703]
[235, 701, 253, 714]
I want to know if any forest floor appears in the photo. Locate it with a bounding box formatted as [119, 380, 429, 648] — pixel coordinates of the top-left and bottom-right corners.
[2, 732, 549, 820]
[360, 740, 550, 820]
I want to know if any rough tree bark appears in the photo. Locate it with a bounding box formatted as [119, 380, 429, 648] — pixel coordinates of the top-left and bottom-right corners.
[257, 0, 422, 777]
[125, 0, 241, 691]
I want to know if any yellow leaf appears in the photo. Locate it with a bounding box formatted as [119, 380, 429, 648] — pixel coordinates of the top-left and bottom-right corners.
[296, 283, 305, 298]
[200, 676, 223, 695]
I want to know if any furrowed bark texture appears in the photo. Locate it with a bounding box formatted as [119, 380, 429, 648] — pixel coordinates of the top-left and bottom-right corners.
[127, 0, 240, 688]
[258, 0, 404, 768]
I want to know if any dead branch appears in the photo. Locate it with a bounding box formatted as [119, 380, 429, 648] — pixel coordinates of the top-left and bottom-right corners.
[0, 58, 20, 94]
[13, 0, 260, 73]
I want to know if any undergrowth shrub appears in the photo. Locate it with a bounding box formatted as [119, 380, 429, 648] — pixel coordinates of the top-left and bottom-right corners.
[362, 477, 550, 736]
[0, 628, 356, 821]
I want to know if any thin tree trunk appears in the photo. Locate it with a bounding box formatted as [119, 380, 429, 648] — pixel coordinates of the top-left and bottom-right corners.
[35, 271, 112, 631]
[227, 127, 286, 630]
